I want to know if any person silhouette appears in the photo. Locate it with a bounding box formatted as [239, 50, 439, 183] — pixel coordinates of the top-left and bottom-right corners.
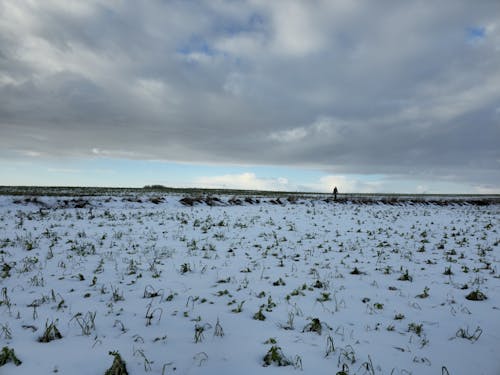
[333, 186, 338, 201]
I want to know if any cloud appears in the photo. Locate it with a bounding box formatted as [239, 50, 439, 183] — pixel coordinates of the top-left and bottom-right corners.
[269, 127, 308, 143]
[265, 1, 326, 56]
[0, 0, 499, 190]
[196, 172, 291, 191]
[302, 175, 384, 194]
[195, 172, 391, 194]
[91, 148, 150, 159]
[473, 185, 500, 194]
[268, 116, 346, 144]
[194, 173, 469, 195]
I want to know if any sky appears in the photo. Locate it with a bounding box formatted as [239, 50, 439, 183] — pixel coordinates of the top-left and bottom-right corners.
[0, 0, 499, 194]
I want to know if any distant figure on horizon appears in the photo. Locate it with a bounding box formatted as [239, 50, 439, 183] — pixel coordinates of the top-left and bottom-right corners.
[333, 186, 338, 201]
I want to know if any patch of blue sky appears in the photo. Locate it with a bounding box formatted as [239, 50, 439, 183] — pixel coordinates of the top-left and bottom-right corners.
[176, 36, 216, 56]
[466, 26, 486, 42]
[214, 12, 266, 35]
[175, 35, 237, 65]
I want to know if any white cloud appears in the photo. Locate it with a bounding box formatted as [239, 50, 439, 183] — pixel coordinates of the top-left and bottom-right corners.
[304, 175, 384, 194]
[269, 126, 308, 143]
[270, 1, 324, 56]
[269, 116, 345, 143]
[196, 173, 388, 194]
[13, 149, 44, 157]
[91, 148, 150, 159]
[196, 172, 292, 191]
[473, 185, 500, 194]
[416, 185, 429, 194]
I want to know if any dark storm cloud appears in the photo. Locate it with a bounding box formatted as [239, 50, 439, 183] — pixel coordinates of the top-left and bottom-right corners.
[0, 0, 499, 188]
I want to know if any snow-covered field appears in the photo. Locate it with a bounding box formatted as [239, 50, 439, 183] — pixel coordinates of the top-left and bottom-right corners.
[0, 195, 498, 374]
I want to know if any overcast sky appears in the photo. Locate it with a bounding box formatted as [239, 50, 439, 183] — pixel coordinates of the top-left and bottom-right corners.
[0, 0, 499, 193]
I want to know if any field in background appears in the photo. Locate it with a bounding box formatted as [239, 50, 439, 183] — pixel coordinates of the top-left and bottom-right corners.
[0, 186, 498, 205]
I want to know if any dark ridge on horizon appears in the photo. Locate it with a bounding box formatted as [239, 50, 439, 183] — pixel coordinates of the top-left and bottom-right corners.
[0, 186, 499, 206]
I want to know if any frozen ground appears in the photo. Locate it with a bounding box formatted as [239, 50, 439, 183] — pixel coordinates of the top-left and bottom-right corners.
[0, 194, 498, 374]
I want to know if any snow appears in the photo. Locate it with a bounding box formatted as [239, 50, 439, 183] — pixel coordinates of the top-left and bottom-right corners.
[0, 194, 498, 374]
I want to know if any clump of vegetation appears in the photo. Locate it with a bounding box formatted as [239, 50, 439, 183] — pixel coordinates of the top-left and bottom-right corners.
[317, 292, 331, 302]
[180, 263, 191, 274]
[325, 335, 335, 357]
[303, 318, 323, 335]
[1, 263, 12, 279]
[194, 323, 212, 343]
[216, 289, 230, 297]
[373, 302, 384, 310]
[398, 269, 413, 281]
[38, 320, 62, 343]
[230, 300, 245, 313]
[443, 266, 453, 275]
[71, 311, 97, 336]
[104, 351, 128, 375]
[272, 277, 286, 286]
[408, 323, 423, 336]
[253, 308, 266, 321]
[214, 318, 224, 337]
[465, 290, 487, 301]
[278, 312, 295, 331]
[336, 364, 350, 375]
[350, 267, 364, 275]
[416, 286, 429, 298]
[262, 345, 291, 367]
[0, 346, 22, 367]
[263, 296, 277, 311]
[455, 326, 482, 342]
[313, 279, 324, 288]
